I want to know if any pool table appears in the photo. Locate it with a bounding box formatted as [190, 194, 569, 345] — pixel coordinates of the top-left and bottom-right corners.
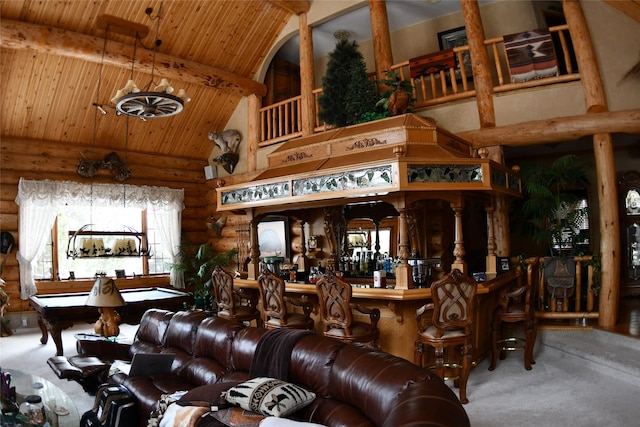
[29, 287, 193, 355]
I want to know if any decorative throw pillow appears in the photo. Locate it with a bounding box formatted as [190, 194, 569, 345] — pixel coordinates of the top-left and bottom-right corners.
[223, 377, 316, 417]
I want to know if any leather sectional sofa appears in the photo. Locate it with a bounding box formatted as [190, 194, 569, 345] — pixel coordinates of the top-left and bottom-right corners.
[70, 309, 470, 426]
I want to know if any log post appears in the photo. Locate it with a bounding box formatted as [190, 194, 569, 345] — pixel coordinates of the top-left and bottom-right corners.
[460, 1, 510, 256]
[299, 12, 316, 136]
[247, 94, 261, 173]
[460, 0, 495, 129]
[369, 0, 394, 91]
[563, 0, 619, 328]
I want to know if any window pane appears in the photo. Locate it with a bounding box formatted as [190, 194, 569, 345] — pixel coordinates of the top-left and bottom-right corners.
[146, 225, 171, 275]
[58, 206, 145, 279]
[33, 233, 54, 280]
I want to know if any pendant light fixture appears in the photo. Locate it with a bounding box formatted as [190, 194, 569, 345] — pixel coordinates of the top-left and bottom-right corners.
[108, 2, 190, 119]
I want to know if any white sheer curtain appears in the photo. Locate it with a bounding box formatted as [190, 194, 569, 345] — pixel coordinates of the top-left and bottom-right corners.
[15, 178, 184, 298]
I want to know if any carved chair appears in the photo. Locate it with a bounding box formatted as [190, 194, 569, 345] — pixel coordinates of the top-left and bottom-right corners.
[414, 268, 477, 404]
[257, 269, 314, 330]
[316, 271, 380, 348]
[211, 266, 261, 327]
[489, 261, 537, 371]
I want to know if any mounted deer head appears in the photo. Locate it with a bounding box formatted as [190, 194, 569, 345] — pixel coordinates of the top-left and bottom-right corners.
[209, 129, 242, 174]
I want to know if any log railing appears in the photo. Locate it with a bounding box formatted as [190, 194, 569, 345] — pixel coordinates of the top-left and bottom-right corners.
[258, 95, 303, 147]
[523, 255, 599, 322]
[261, 25, 580, 146]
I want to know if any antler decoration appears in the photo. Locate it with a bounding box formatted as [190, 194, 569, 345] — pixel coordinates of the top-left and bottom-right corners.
[77, 152, 131, 181]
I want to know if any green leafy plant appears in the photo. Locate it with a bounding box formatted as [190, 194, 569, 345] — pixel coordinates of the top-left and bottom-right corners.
[318, 39, 377, 127]
[512, 154, 592, 256]
[357, 71, 414, 124]
[169, 240, 238, 309]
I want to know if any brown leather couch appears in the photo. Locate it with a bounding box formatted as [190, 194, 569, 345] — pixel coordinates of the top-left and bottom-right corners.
[76, 308, 470, 427]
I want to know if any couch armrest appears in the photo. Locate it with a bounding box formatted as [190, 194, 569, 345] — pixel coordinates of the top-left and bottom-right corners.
[382, 379, 470, 427]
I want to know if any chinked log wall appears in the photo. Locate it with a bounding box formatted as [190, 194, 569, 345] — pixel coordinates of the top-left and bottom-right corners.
[0, 137, 222, 314]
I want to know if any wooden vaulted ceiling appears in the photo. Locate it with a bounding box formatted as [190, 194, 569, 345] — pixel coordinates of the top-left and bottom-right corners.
[0, 0, 301, 160]
[1, 0, 639, 163]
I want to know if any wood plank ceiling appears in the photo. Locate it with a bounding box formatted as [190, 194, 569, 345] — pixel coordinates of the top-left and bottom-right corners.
[2, 0, 639, 163]
[0, 0, 293, 160]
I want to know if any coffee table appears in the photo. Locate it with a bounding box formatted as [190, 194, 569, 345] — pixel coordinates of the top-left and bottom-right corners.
[2, 369, 79, 427]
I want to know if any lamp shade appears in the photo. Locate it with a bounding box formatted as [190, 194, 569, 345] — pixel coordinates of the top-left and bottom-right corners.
[85, 277, 125, 307]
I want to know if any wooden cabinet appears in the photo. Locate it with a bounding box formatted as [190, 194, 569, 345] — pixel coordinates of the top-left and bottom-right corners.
[619, 171, 640, 296]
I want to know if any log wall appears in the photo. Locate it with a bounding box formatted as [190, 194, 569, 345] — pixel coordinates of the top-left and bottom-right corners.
[0, 137, 228, 314]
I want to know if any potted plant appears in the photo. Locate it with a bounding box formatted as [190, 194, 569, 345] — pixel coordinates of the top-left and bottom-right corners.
[169, 240, 238, 310]
[513, 154, 591, 256]
[358, 71, 414, 124]
[512, 154, 592, 310]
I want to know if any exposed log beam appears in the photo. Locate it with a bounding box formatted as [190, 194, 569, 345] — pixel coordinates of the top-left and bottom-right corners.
[0, 19, 266, 97]
[268, 0, 311, 15]
[458, 109, 640, 147]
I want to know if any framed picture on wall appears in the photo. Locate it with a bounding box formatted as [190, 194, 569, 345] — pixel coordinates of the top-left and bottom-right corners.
[257, 216, 289, 260]
[437, 26, 473, 80]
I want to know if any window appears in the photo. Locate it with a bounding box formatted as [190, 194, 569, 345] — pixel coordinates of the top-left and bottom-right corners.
[552, 193, 590, 251]
[34, 206, 172, 281]
[16, 178, 184, 297]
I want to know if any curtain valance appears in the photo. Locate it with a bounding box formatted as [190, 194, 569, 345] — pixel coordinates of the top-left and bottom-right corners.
[15, 178, 184, 211]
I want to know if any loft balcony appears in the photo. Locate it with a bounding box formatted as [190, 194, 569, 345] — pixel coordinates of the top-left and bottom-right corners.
[259, 24, 580, 147]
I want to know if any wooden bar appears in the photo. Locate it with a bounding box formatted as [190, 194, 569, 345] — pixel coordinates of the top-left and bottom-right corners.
[235, 269, 519, 363]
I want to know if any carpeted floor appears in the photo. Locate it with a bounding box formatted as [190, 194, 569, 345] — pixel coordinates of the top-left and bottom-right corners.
[1, 323, 640, 426]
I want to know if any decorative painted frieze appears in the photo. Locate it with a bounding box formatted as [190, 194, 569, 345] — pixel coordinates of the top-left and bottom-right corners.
[293, 165, 393, 195]
[408, 164, 483, 183]
[221, 181, 290, 205]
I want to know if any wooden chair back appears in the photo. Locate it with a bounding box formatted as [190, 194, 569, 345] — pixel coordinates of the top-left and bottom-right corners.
[316, 272, 354, 334]
[430, 268, 477, 336]
[211, 266, 237, 314]
[258, 269, 289, 324]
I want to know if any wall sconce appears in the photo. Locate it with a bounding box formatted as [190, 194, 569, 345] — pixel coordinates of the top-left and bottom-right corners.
[85, 277, 126, 337]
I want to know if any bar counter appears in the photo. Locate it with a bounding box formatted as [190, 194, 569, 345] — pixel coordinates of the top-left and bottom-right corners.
[234, 269, 520, 363]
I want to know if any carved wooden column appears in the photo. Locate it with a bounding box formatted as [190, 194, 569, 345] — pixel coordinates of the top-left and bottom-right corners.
[368, 0, 394, 91]
[297, 219, 310, 272]
[247, 210, 260, 280]
[485, 201, 497, 275]
[323, 207, 342, 271]
[299, 12, 316, 136]
[396, 207, 412, 289]
[451, 199, 467, 273]
[563, 0, 619, 328]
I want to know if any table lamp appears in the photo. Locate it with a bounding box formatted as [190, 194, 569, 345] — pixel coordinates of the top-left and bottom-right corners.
[85, 277, 125, 337]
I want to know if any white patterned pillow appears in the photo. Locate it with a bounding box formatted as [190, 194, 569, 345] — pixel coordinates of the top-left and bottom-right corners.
[222, 377, 316, 417]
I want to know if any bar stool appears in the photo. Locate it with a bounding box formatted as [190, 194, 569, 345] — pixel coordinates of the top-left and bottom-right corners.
[211, 266, 261, 327]
[316, 271, 380, 348]
[414, 269, 477, 404]
[257, 269, 314, 330]
[489, 263, 537, 371]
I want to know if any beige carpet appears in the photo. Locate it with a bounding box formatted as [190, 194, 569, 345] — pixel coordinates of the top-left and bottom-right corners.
[1, 322, 640, 426]
[0, 322, 140, 418]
